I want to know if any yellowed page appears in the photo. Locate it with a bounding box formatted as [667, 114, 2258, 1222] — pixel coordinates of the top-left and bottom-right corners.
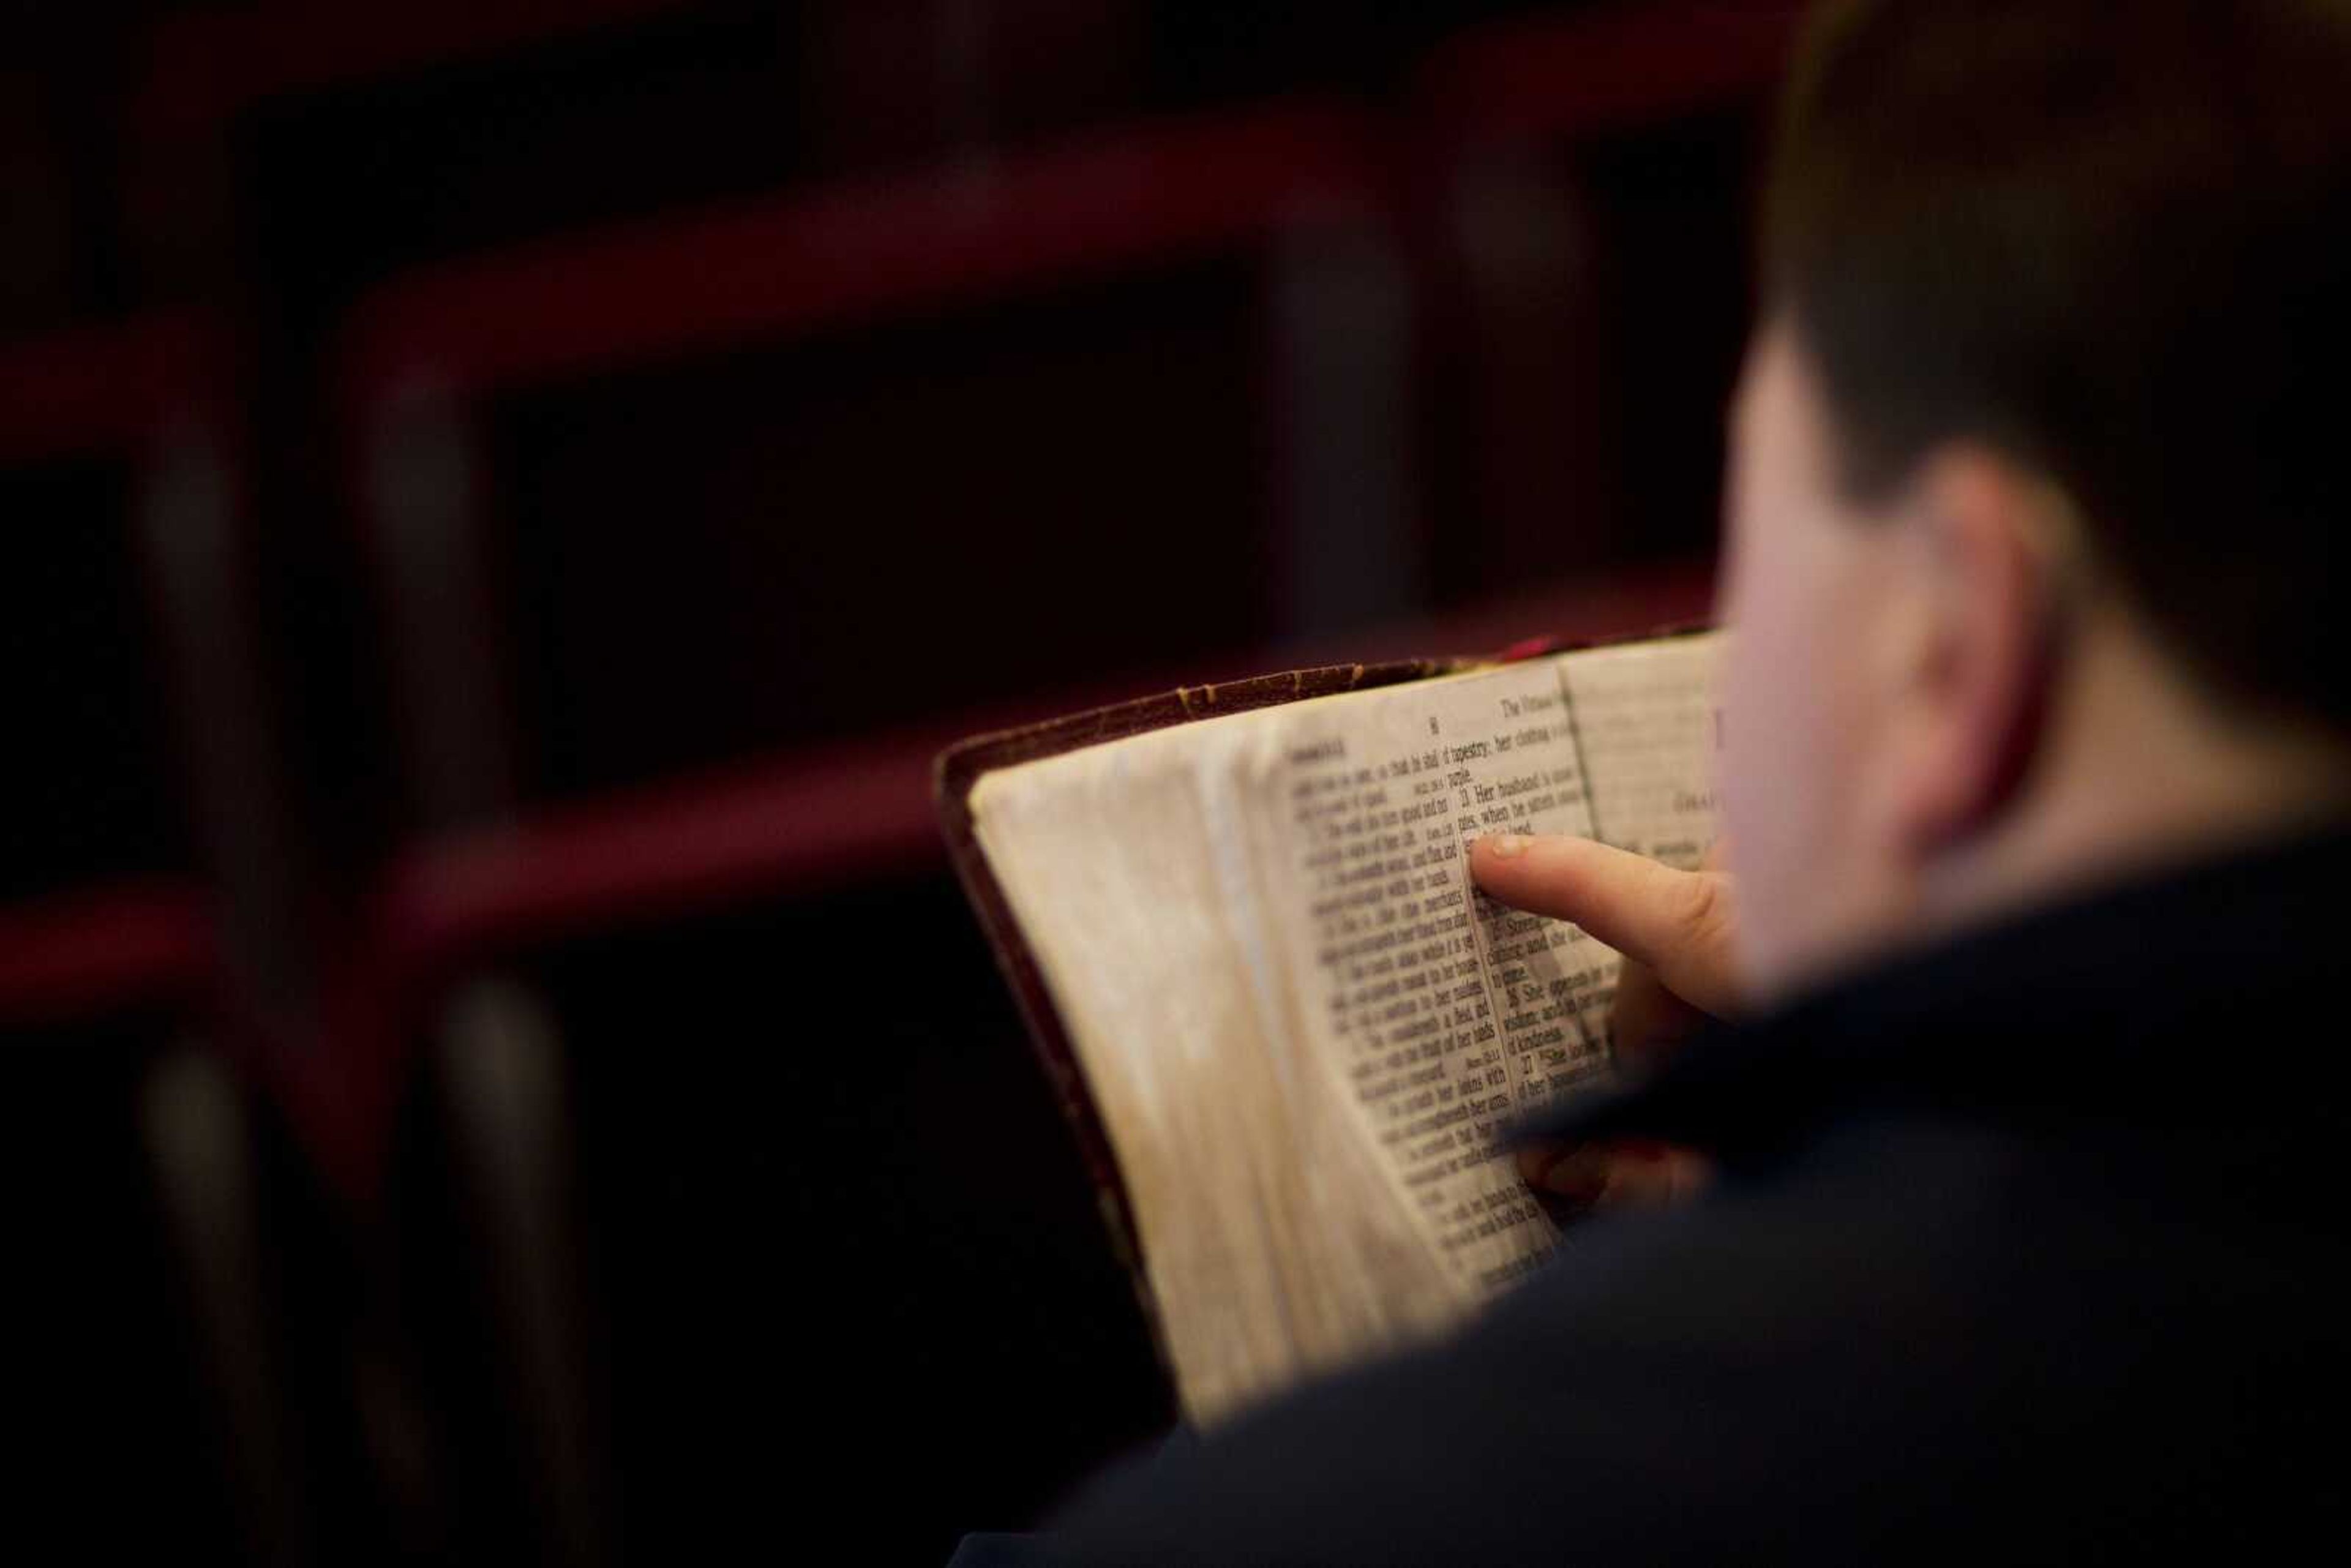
[1557, 634, 1723, 871]
[966, 633, 1723, 1419]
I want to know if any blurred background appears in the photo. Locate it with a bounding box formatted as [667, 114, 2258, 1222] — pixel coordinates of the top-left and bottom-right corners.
[2, 2, 1791, 1561]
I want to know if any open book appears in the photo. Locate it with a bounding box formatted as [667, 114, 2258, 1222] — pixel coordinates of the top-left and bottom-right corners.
[936, 630, 1722, 1424]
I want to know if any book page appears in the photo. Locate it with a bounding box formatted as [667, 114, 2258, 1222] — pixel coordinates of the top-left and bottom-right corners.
[972, 700, 1476, 1420]
[1261, 661, 1614, 1296]
[1557, 635, 1723, 871]
[966, 632, 1722, 1419]
[1256, 631, 1719, 1299]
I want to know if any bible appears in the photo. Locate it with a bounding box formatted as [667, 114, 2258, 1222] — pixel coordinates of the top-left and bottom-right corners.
[936, 629, 1723, 1424]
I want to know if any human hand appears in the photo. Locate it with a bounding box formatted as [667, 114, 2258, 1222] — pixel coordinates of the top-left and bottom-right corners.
[1468, 833, 1742, 1214]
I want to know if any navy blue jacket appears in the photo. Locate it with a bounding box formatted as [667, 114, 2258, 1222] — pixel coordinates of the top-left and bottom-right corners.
[981, 821, 2349, 1564]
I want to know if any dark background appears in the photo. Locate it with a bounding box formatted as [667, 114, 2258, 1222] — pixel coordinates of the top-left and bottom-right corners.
[0, 2, 1790, 1562]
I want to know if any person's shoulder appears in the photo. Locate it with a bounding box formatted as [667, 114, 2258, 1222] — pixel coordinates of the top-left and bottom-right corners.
[1043, 1108, 2350, 1564]
[1040, 1122, 2017, 1564]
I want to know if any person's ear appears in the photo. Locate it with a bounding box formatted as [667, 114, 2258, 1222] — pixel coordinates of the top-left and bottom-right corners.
[1872, 447, 2064, 858]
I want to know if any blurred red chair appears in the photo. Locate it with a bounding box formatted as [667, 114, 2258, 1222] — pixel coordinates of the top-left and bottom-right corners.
[0, 315, 363, 1566]
[1408, 0, 1802, 592]
[334, 96, 1414, 1560]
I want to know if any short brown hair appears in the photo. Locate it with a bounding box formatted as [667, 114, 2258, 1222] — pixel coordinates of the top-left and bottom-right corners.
[1765, 0, 2351, 729]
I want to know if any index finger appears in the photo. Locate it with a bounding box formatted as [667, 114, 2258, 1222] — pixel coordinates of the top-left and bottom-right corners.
[1468, 833, 1743, 1016]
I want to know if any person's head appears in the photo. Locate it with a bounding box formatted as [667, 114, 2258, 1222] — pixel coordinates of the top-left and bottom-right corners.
[1719, 0, 2351, 997]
